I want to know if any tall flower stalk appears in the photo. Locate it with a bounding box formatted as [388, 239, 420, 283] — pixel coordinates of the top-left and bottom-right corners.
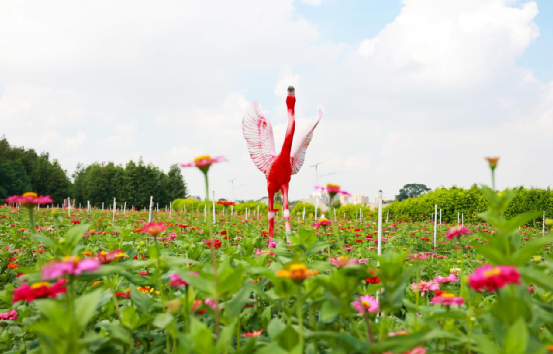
[485, 157, 499, 191]
[181, 155, 226, 340]
[7, 192, 53, 232]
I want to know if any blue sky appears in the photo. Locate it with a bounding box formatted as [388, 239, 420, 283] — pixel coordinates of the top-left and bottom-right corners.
[1, 0, 552, 202]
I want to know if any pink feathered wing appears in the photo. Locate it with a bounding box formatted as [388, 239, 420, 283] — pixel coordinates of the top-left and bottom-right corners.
[291, 109, 323, 174]
[242, 101, 276, 174]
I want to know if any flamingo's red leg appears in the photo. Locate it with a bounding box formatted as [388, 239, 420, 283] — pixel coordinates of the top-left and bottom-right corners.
[282, 183, 291, 233]
[268, 183, 277, 238]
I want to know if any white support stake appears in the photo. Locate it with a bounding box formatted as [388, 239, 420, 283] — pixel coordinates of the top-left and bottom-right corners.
[439, 209, 442, 226]
[433, 204, 438, 249]
[124, 202, 126, 215]
[302, 207, 305, 221]
[543, 211, 546, 237]
[148, 196, 153, 222]
[112, 198, 116, 224]
[212, 191, 216, 224]
[377, 191, 383, 260]
[68, 197, 71, 217]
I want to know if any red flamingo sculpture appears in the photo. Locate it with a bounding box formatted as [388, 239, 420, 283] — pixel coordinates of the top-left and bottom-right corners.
[242, 86, 322, 237]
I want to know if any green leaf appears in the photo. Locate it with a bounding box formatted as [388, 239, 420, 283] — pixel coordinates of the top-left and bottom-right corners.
[65, 224, 90, 250]
[473, 334, 501, 354]
[512, 234, 553, 266]
[275, 325, 299, 351]
[74, 289, 104, 330]
[474, 243, 510, 265]
[176, 269, 216, 295]
[30, 233, 57, 248]
[267, 317, 286, 340]
[153, 312, 173, 329]
[129, 286, 151, 313]
[226, 285, 251, 318]
[98, 322, 133, 345]
[215, 319, 237, 354]
[520, 267, 553, 293]
[504, 318, 527, 354]
[190, 317, 214, 353]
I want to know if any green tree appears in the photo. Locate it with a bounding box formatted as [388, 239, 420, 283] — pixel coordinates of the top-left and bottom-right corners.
[396, 183, 431, 202]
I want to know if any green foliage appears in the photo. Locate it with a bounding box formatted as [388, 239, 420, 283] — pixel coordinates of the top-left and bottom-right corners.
[387, 184, 553, 224]
[396, 183, 431, 202]
[0, 136, 71, 204]
[1, 136, 187, 208]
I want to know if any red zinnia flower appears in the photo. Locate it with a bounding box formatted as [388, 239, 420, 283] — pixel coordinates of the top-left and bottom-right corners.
[13, 279, 67, 303]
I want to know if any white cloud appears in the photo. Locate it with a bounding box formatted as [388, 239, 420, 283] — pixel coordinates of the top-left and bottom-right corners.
[302, 0, 322, 6]
[64, 132, 86, 149]
[0, 0, 551, 202]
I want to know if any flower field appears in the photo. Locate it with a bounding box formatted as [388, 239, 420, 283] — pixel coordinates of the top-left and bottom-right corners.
[1, 186, 553, 353]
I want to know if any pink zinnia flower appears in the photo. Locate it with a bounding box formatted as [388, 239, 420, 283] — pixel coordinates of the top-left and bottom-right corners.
[351, 295, 379, 314]
[330, 256, 358, 267]
[268, 241, 278, 248]
[180, 155, 227, 173]
[143, 222, 168, 236]
[411, 280, 440, 296]
[446, 225, 471, 240]
[316, 184, 351, 197]
[409, 253, 429, 261]
[6, 192, 53, 208]
[431, 294, 464, 307]
[384, 347, 427, 354]
[433, 274, 459, 284]
[41, 256, 100, 280]
[243, 329, 263, 337]
[468, 265, 520, 292]
[0, 309, 18, 320]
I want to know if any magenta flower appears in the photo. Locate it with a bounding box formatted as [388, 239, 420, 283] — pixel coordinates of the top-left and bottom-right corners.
[316, 184, 351, 197]
[180, 155, 227, 173]
[41, 256, 100, 280]
[329, 256, 358, 267]
[351, 295, 379, 314]
[411, 280, 440, 296]
[433, 274, 459, 284]
[313, 215, 332, 229]
[243, 329, 264, 337]
[6, 192, 53, 208]
[431, 294, 464, 307]
[143, 222, 168, 236]
[0, 309, 18, 320]
[468, 265, 520, 292]
[408, 253, 429, 261]
[446, 225, 471, 240]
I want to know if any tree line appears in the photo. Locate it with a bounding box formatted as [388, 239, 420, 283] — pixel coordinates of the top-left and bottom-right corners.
[0, 136, 187, 208]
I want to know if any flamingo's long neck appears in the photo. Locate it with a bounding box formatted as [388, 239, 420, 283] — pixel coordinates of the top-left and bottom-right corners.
[281, 95, 296, 159]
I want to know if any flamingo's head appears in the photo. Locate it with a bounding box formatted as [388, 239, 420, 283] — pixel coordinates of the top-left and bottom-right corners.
[286, 86, 296, 113]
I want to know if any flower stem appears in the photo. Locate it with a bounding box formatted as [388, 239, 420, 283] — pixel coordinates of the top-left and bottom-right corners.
[363, 312, 374, 344]
[204, 171, 220, 340]
[28, 207, 36, 233]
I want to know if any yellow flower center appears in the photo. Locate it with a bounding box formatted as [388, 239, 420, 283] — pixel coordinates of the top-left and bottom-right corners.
[23, 192, 38, 198]
[484, 268, 501, 277]
[441, 292, 455, 298]
[31, 282, 50, 289]
[194, 155, 211, 162]
[62, 256, 81, 263]
[326, 183, 340, 189]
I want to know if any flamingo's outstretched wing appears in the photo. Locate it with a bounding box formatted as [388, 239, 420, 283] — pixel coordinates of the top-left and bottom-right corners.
[242, 101, 277, 174]
[290, 109, 323, 175]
